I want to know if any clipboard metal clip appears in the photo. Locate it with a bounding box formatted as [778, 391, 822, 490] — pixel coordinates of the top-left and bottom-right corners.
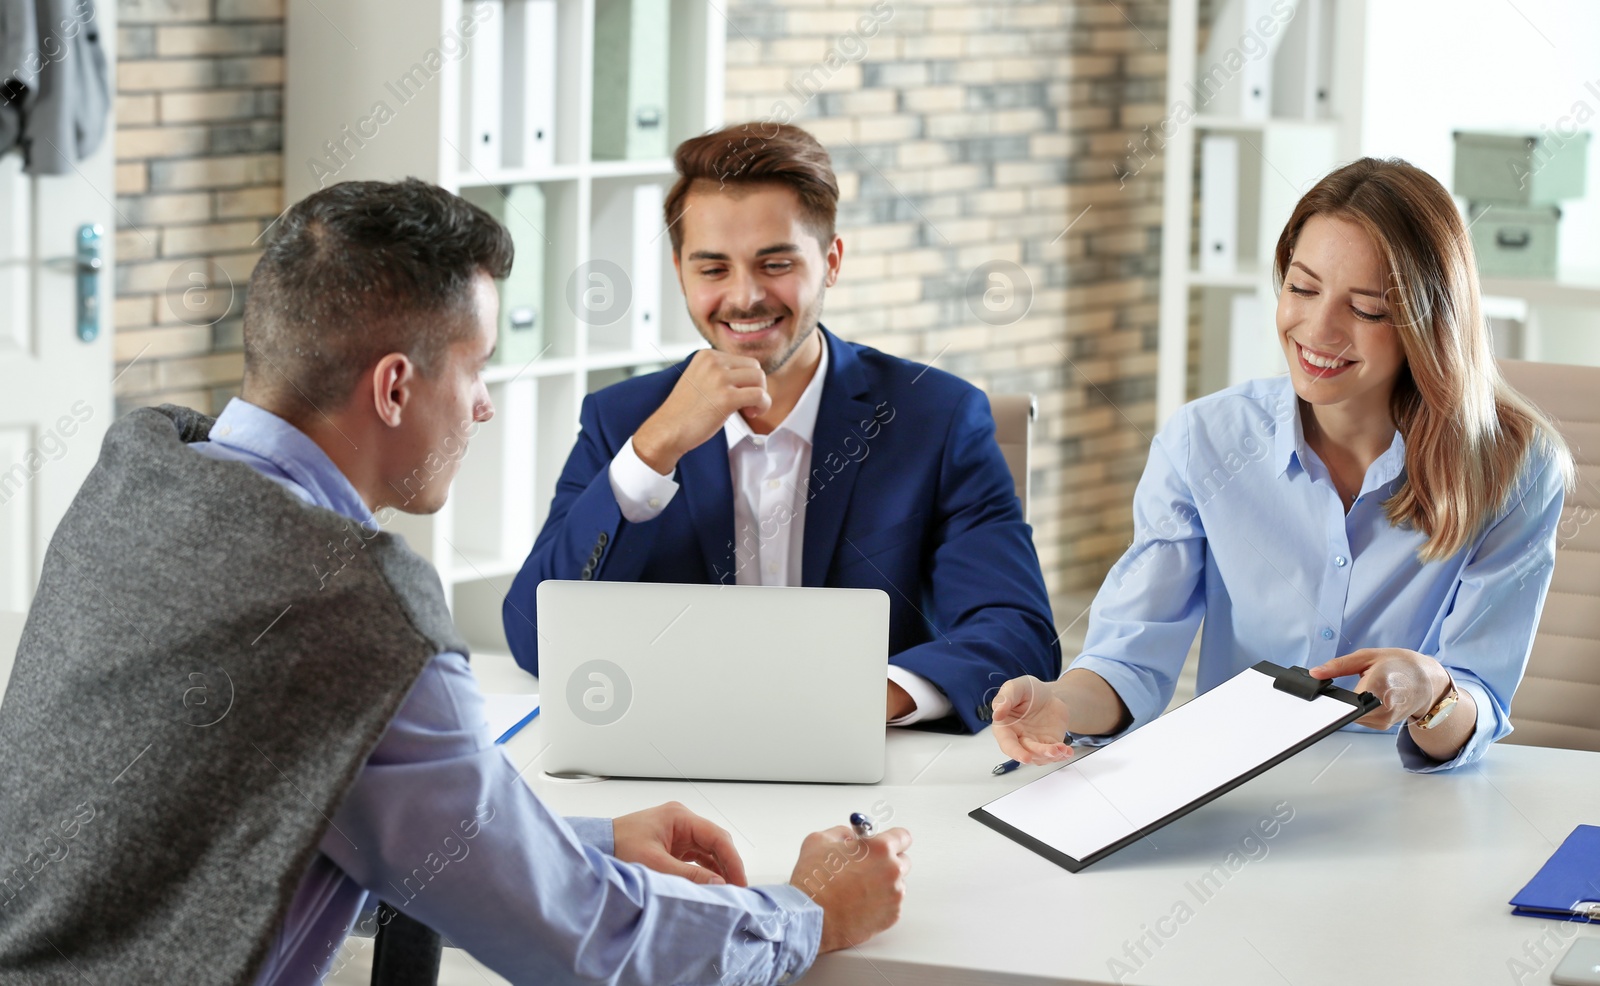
[1573, 900, 1600, 920]
[1273, 665, 1333, 701]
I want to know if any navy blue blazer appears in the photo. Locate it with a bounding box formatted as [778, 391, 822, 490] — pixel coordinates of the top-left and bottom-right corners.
[503, 327, 1061, 733]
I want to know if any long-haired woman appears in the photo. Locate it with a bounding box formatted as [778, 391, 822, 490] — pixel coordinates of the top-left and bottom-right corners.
[993, 157, 1573, 770]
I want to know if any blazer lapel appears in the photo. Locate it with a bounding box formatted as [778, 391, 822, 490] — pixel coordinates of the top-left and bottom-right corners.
[802, 328, 876, 586]
[677, 436, 737, 584]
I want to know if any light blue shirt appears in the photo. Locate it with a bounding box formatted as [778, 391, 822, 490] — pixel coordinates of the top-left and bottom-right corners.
[190, 399, 820, 985]
[1071, 376, 1566, 772]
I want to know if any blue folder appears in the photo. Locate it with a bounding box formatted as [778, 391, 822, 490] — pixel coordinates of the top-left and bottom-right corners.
[1510, 824, 1600, 922]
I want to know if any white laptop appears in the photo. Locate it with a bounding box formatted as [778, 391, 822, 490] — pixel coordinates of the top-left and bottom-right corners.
[536, 581, 890, 783]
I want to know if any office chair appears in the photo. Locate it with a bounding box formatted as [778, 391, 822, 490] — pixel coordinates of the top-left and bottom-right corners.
[1498, 359, 1600, 752]
[988, 392, 1037, 523]
[369, 903, 442, 985]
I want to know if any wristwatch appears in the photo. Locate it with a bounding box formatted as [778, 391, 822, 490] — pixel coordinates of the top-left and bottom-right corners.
[1410, 673, 1459, 730]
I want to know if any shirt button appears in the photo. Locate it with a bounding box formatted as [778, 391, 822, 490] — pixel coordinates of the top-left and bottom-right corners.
[1321, 628, 1334, 640]
[1334, 556, 1347, 567]
[767, 562, 778, 574]
[647, 497, 661, 509]
[767, 479, 781, 489]
[752, 436, 766, 448]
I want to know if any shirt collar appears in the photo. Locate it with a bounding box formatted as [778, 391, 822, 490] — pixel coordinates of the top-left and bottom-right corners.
[205, 398, 375, 524]
[1364, 428, 1408, 490]
[723, 335, 829, 450]
[1272, 378, 1408, 491]
[1272, 378, 1304, 477]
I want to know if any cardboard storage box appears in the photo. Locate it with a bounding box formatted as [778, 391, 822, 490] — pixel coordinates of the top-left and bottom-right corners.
[1468, 203, 1561, 279]
[1453, 130, 1588, 206]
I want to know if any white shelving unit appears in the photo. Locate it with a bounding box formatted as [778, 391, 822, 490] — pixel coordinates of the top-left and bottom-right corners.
[284, 0, 723, 654]
[1479, 270, 1600, 367]
[1157, 0, 1368, 424]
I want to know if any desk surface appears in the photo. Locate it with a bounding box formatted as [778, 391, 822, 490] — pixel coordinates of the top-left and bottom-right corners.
[496, 678, 1600, 986]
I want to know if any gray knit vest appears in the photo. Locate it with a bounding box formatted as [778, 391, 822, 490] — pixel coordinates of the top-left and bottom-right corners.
[0, 405, 465, 983]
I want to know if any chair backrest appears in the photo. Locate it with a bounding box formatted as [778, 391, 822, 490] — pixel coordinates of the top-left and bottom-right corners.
[1498, 359, 1600, 752]
[0, 611, 24, 709]
[988, 393, 1036, 522]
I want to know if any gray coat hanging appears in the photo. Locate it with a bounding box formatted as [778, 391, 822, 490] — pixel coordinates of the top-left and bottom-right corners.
[0, 0, 110, 174]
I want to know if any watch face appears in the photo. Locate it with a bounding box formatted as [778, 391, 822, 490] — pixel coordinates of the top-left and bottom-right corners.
[1418, 689, 1459, 729]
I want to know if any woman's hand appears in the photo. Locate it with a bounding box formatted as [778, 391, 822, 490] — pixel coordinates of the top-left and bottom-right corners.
[1309, 648, 1452, 730]
[989, 675, 1076, 764]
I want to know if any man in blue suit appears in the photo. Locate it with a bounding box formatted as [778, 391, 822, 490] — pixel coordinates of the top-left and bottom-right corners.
[505, 122, 1059, 733]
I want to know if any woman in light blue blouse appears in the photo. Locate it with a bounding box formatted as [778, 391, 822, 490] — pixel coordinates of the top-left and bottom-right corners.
[993, 158, 1573, 771]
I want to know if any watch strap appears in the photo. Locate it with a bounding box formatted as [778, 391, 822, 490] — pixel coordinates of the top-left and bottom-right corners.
[1410, 672, 1459, 730]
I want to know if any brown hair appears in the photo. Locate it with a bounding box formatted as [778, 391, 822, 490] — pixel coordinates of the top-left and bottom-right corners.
[243, 178, 513, 419]
[663, 122, 840, 256]
[1273, 157, 1573, 561]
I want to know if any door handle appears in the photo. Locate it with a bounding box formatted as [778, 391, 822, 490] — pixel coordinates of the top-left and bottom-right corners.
[77, 223, 102, 342]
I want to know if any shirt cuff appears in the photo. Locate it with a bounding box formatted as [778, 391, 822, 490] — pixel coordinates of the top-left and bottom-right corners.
[886, 666, 953, 726]
[1061, 654, 1154, 747]
[608, 437, 680, 524]
[1395, 676, 1498, 773]
[564, 816, 615, 855]
[757, 883, 825, 985]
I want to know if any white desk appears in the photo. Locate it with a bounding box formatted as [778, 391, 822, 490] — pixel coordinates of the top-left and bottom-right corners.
[498, 708, 1600, 986]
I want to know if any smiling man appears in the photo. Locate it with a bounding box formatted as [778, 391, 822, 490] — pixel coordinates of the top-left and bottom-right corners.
[505, 123, 1060, 732]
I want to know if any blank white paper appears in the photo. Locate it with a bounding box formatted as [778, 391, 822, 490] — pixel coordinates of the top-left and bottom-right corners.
[482, 692, 540, 743]
[981, 666, 1355, 862]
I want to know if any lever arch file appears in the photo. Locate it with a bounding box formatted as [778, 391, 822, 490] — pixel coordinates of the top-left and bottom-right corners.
[592, 0, 670, 160]
[505, 0, 557, 169]
[462, 0, 505, 172]
[589, 181, 664, 352]
[1199, 134, 1239, 275]
[461, 183, 547, 366]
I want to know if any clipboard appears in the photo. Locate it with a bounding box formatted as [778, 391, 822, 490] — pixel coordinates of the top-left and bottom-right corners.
[971, 661, 1379, 872]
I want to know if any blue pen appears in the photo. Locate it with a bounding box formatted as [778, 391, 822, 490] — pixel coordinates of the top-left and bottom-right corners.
[849, 812, 875, 839]
[494, 705, 541, 745]
[992, 759, 1021, 776]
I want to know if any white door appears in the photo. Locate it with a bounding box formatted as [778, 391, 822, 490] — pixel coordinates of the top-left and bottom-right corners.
[0, 4, 117, 615]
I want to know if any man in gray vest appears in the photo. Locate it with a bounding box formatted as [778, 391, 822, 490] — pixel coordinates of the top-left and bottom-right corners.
[0, 178, 911, 984]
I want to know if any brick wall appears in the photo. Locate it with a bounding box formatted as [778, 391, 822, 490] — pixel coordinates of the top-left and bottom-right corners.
[112, 0, 284, 417]
[107, 0, 1172, 597]
[724, 0, 1170, 594]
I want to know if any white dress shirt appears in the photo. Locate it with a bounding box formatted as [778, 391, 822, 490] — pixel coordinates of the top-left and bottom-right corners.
[607, 343, 953, 724]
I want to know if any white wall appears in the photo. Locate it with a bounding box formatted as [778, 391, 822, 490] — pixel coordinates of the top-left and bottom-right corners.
[1360, 0, 1600, 272]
